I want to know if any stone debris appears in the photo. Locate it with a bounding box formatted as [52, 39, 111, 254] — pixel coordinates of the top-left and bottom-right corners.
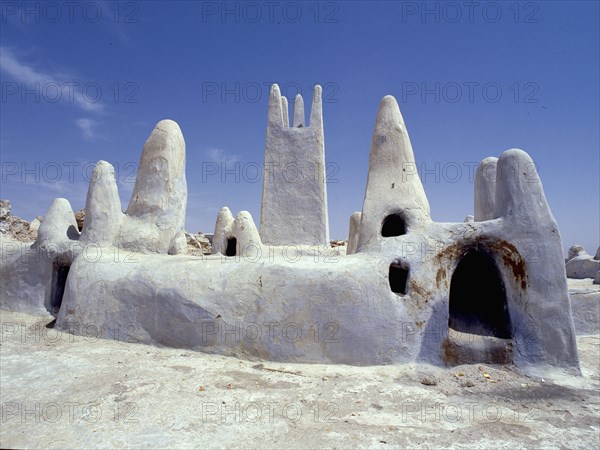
[0, 199, 42, 242]
[420, 376, 437, 386]
[74, 209, 85, 231]
[0, 199, 11, 220]
[186, 231, 212, 256]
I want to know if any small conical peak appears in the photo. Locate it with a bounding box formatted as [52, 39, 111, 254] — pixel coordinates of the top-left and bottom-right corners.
[374, 95, 405, 132]
[309, 85, 323, 131]
[154, 119, 182, 135]
[474, 156, 498, 222]
[268, 84, 284, 127]
[281, 96, 289, 127]
[494, 148, 549, 221]
[293, 94, 305, 128]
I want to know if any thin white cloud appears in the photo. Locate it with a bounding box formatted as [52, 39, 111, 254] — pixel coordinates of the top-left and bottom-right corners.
[206, 148, 240, 165]
[0, 46, 103, 113]
[96, 1, 137, 48]
[2, 178, 89, 220]
[75, 118, 97, 139]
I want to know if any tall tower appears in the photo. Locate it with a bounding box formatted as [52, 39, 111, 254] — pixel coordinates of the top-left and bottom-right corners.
[356, 96, 430, 252]
[259, 84, 329, 246]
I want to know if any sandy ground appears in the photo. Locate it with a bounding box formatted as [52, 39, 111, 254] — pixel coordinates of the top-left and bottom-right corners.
[1, 307, 598, 449]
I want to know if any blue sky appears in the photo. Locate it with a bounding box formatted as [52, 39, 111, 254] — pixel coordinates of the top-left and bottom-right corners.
[1, 1, 598, 254]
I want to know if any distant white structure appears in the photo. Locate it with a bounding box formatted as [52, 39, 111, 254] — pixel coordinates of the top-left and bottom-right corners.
[566, 245, 600, 280]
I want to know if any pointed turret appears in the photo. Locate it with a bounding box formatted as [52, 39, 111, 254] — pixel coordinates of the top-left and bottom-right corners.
[474, 157, 498, 221]
[124, 119, 187, 253]
[346, 211, 362, 255]
[309, 85, 323, 132]
[79, 161, 124, 246]
[494, 149, 551, 222]
[356, 96, 430, 252]
[281, 96, 289, 127]
[35, 198, 79, 247]
[212, 207, 234, 254]
[493, 149, 578, 368]
[233, 211, 263, 258]
[268, 84, 284, 128]
[293, 94, 305, 128]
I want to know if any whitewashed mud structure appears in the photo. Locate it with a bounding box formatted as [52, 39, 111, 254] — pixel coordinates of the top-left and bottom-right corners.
[0, 84, 581, 373]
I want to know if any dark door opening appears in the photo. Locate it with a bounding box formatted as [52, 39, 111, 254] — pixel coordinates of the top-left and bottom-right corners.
[448, 249, 511, 338]
[225, 238, 237, 257]
[381, 213, 406, 237]
[49, 262, 70, 316]
[389, 262, 409, 295]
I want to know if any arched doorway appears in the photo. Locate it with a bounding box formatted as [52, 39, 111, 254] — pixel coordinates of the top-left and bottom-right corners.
[49, 261, 70, 316]
[225, 237, 237, 257]
[448, 249, 512, 339]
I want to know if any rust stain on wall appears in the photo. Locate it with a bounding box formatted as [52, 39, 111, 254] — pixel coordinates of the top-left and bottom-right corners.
[435, 238, 527, 290]
[409, 279, 431, 301]
[435, 268, 446, 289]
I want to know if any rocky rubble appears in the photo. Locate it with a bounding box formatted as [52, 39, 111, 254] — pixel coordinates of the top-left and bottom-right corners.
[1, 200, 214, 256]
[0, 200, 41, 242]
[0, 199, 10, 220]
[185, 231, 212, 255]
[74, 209, 85, 231]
